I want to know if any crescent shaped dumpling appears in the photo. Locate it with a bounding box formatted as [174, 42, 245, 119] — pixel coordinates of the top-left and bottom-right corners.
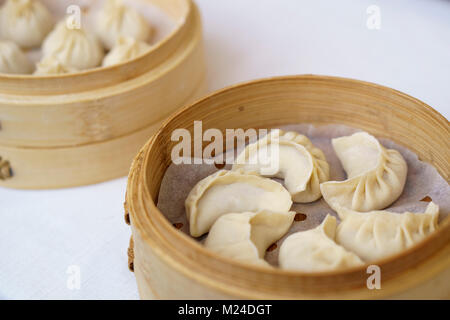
[185, 170, 292, 237]
[34, 56, 79, 75]
[102, 36, 151, 67]
[205, 210, 295, 267]
[279, 215, 364, 271]
[336, 202, 439, 261]
[232, 130, 330, 203]
[42, 21, 104, 70]
[320, 132, 407, 211]
[0, 41, 34, 74]
[0, 0, 54, 48]
[96, 0, 153, 50]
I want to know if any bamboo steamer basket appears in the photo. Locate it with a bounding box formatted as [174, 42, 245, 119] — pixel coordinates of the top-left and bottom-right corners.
[0, 0, 206, 189]
[125, 75, 450, 299]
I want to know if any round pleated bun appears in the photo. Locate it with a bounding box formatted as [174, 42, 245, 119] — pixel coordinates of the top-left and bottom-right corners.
[0, 40, 34, 74]
[0, 0, 54, 48]
[42, 20, 105, 70]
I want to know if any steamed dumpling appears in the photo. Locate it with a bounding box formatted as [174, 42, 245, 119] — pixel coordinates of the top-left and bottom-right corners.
[205, 210, 295, 267]
[233, 130, 330, 203]
[0, 0, 54, 48]
[0, 41, 34, 74]
[185, 170, 292, 237]
[42, 21, 104, 70]
[34, 56, 79, 75]
[102, 36, 151, 67]
[320, 132, 407, 211]
[96, 0, 153, 50]
[336, 202, 439, 261]
[279, 215, 364, 272]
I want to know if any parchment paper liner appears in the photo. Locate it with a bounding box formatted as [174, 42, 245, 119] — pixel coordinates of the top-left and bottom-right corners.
[157, 124, 450, 266]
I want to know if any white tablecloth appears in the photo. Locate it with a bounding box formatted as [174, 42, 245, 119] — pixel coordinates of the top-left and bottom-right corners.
[1, 0, 449, 299]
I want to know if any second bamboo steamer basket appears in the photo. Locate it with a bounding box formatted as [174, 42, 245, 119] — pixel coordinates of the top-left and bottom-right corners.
[125, 75, 450, 299]
[0, 0, 206, 189]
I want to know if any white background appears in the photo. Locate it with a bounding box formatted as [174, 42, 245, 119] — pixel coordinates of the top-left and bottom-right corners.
[1, 0, 449, 299]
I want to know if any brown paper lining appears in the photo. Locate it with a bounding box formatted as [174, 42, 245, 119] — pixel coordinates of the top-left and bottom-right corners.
[156, 124, 450, 266]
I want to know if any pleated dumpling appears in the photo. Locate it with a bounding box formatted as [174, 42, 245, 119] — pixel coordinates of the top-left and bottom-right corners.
[205, 210, 295, 267]
[232, 130, 330, 203]
[185, 170, 292, 237]
[102, 36, 151, 67]
[279, 215, 364, 271]
[34, 56, 79, 75]
[320, 132, 407, 211]
[42, 21, 104, 70]
[336, 202, 439, 261]
[0, 41, 34, 74]
[96, 0, 153, 50]
[0, 0, 54, 48]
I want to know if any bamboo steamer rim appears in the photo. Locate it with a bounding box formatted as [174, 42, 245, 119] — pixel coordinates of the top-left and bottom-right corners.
[0, 78, 207, 189]
[128, 75, 450, 297]
[0, 0, 193, 94]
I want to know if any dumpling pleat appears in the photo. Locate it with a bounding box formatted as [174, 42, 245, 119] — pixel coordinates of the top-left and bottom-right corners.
[335, 203, 439, 261]
[321, 132, 407, 212]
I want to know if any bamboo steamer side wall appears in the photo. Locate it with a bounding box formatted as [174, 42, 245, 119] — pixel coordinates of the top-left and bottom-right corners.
[127, 75, 450, 299]
[0, 79, 206, 189]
